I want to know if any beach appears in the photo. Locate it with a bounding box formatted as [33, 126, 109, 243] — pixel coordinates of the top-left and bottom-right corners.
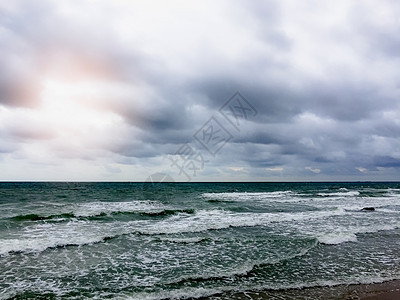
[191, 280, 400, 299]
[357, 280, 400, 299]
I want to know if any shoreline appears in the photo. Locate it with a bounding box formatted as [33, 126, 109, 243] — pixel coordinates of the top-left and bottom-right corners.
[351, 280, 400, 299]
[193, 280, 400, 299]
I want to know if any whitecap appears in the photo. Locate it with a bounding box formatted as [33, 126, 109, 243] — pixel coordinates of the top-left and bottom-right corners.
[317, 191, 360, 197]
[317, 232, 357, 245]
[73, 201, 167, 217]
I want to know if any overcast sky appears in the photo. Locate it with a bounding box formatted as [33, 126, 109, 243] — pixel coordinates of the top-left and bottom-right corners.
[0, 0, 399, 181]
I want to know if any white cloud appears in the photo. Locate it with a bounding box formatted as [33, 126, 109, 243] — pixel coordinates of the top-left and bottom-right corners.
[266, 167, 283, 172]
[305, 167, 321, 174]
[356, 167, 367, 173]
[228, 167, 244, 172]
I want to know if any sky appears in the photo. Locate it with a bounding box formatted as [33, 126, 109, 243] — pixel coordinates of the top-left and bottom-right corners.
[0, 0, 399, 182]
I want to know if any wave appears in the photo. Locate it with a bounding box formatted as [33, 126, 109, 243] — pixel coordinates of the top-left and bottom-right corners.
[9, 208, 195, 223]
[10, 213, 76, 221]
[0, 208, 339, 256]
[156, 236, 211, 244]
[317, 191, 360, 197]
[203, 191, 294, 198]
[10, 276, 400, 300]
[138, 208, 347, 236]
[0, 234, 111, 256]
[314, 195, 400, 213]
[138, 209, 195, 217]
[3, 206, 398, 255]
[123, 274, 400, 300]
[315, 222, 400, 245]
[206, 199, 233, 203]
[203, 189, 399, 208]
[202, 191, 305, 204]
[317, 232, 358, 245]
[344, 205, 400, 212]
[161, 238, 318, 288]
[73, 201, 167, 217]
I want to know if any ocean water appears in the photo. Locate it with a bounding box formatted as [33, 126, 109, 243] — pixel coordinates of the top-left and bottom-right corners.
[0, 182, 399, 299]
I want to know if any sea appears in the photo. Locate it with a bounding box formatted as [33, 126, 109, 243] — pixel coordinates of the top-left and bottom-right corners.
[0, 182, 399, 299]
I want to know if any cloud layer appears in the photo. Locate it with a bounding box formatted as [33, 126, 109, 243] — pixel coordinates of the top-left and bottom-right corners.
[0, 0, 399, 181]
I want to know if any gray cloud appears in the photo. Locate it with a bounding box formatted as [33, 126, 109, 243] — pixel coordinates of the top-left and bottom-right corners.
[0, 0, 399, 181]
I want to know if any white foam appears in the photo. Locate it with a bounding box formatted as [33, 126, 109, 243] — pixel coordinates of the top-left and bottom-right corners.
[73, 201, 167, 217]
[354, 223, 400, 234]
[377, 208, 400, 214]
[309, 221, 400, 245]
[317, 232, 357, 245]
[121, 287, 224, 300]
[3, 198, 399, 255]
[317, 191, 360, 197]
[203, 191, 294, 199]
[158, 237, 208, 243]
[121, 240, 318, 300]
[386, 189, 400, 197]
[202, 191, 304, 203]
[0, 220, 120, 255]
[0, 234, 106, 256]
[308, 194, 400, 212]
[137, 208, 346, 235]
[1, 208, 341, 255]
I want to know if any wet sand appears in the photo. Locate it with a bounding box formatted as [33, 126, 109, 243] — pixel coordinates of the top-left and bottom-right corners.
[356, 280, 400, 299]
[192, 280, 400, 299]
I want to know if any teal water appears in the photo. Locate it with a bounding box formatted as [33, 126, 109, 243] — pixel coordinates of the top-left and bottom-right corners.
[0, 182, 399, 299]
